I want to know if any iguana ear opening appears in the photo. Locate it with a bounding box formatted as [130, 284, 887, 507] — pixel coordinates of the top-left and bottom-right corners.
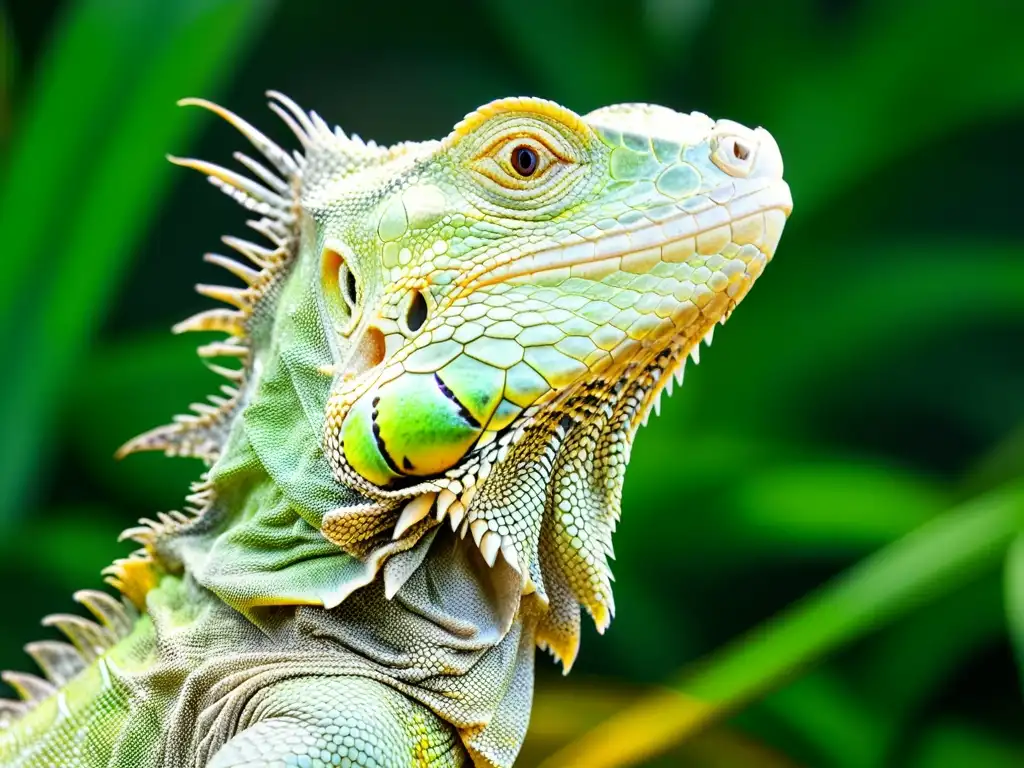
[319, 237, 388, 377]
[321, 244, 362, 336]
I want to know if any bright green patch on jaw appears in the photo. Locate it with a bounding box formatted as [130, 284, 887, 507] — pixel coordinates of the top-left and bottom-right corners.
[341, 394, 402, 486]
[340, 353, 509, 484]
[342, 362, 506, 483]
[372, 371, 483, 476]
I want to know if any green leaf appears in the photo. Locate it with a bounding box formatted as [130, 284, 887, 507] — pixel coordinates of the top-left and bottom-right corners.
[735, 0, 1024, 215]
[909, 721, 1024, 768]
[618, 441, 944, 563]
[699, 245, 1024, 430]
[727, 459, 945, 554]
[755, 578, 1005, 768]
[0, 0, 275, 522]
[0, 0, 174, 319]
[1005, 533, 1024, 694]
[604, 446, 948, 680]
[540, 480, 1024, 767]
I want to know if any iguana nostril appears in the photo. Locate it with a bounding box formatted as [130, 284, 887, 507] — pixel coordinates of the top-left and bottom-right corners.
[344, 268, 359, 306]
[711, 132, 762, 177]
[405, 290, 428, 333]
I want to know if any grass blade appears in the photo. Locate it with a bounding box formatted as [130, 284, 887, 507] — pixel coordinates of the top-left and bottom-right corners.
[702, 244, 1024, 428]
[619, 439, 946, 561]
[540, 480, 1024, 768]
[0, 0, 275, 523]
[757, 578, 1004, 768]
[739, 0, 1024, 216]
[1005, 533, 1024, 694]
[0, 0, 163, 318]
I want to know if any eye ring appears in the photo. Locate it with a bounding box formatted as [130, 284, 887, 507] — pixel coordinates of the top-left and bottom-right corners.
[511, 145, 539, 177]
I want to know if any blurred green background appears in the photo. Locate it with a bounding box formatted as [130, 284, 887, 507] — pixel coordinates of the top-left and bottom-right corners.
[1, 0, 1023, 766]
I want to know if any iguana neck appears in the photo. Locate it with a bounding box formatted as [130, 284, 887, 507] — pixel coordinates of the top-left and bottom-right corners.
[149, 225, 424, 615]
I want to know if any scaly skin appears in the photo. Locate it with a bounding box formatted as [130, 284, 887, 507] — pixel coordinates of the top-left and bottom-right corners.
[0, 95, 791, 767]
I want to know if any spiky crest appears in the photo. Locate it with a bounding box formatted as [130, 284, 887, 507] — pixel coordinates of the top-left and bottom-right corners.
[116, 92, 405, 468]
[109, 93, 370, 590]
[2, 94, 366, 719]
[1, 591, 137, 726]
[114, 94, 307, 466]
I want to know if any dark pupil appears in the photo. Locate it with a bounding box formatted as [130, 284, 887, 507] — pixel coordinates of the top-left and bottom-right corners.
[406, 290, 428, 332]
[512, 146, 538, 176]
[344, 269, 358, 306]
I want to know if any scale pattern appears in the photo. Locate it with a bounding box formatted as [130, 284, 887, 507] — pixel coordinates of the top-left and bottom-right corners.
[206, 678, 464, 768]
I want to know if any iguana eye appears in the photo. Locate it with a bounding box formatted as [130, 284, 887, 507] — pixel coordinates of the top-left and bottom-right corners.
[473, 136, 558, 190]
[511, 145, 538, 176]
[455, 113, 588, 217]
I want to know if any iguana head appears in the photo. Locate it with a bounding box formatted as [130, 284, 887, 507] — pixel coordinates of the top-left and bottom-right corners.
[314, 99, 790, 625]
[323, 99, 789, 486]
[119, 95, 790, 665]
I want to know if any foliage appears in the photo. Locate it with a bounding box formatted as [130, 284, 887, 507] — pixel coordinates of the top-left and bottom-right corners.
[1, 1, 1021, 765]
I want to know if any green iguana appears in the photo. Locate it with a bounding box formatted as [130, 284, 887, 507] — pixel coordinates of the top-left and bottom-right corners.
[0, 93, 791, 767]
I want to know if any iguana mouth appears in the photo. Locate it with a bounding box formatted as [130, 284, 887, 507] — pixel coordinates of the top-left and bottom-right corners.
[473, 180, 793, 288]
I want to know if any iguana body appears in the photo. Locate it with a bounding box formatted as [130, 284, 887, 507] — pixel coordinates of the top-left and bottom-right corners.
[0, 94, 791, 767]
